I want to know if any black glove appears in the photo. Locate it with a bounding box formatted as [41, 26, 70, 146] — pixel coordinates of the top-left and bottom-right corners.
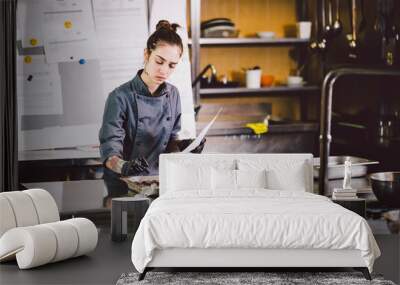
[121, 157, 149, 177]
[178, 138, 206, 153]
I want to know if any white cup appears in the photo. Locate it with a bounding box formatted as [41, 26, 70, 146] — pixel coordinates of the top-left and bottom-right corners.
[287, 75, 303, 86]
[246, 69, 262, 88]
[297, 21, 312, 39]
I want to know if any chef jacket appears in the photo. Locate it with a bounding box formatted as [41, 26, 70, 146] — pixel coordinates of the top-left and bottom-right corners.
[99, 70, 181, 195]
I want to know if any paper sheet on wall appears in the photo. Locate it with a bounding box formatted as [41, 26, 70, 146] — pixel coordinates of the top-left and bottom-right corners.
[17, 0, 44, 48]
[19, 59, 105, 150]
[16, 55, 63, 116]
[182, 108, 222, 153]
[40, 0, 98, 63]
[92, 0, 148, 99]
[150, 0, 196, 139]
[98, 47, 144, 97]
[93, 0, 148, 49]
[17, 75, 63, 116]
[17, 54, 59, 76]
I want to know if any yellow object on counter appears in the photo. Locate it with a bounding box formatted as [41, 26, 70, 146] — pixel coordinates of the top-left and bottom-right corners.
[245, 122, 268, 134]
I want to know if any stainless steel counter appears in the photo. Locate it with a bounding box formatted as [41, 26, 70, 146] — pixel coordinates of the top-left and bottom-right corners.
[197, 121, 319, 136]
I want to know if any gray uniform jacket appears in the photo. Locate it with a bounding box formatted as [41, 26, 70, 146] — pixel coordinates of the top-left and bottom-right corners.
[99, 70, 181, 195]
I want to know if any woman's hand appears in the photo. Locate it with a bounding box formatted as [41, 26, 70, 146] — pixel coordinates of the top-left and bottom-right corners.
[105, 155, 149, 176]
[121, 157, 149, 177]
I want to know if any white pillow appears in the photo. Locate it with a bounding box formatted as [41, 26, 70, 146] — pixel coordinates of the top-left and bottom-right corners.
[236, 169, 267, 189]
[237, 159, 307, 191]
[266, 165, 306, 191]
[167, 162, 212, 192]
[211, 168, 237, 191]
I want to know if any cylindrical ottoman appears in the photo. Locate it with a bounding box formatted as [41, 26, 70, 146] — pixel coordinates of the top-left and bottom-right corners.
[111, 197, 150, 242]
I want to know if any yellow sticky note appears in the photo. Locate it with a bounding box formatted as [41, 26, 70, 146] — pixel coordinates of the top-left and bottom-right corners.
[64, 20, 72, 29]
[245, 123, 268, 135]
[24, 56, 32, 64]
[30, 38, 38, 46]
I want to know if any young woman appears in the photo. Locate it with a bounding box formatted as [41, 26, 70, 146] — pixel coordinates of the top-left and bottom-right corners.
[99, 20, 204, 196]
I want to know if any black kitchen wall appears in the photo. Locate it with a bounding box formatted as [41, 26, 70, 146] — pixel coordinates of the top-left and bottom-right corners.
[306, 0, 400, 81]
[305, 0, 400, 169]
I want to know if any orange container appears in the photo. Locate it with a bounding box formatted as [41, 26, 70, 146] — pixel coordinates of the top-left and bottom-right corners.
[261, 74, 274, 87]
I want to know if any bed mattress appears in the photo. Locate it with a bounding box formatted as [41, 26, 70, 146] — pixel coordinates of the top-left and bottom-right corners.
[131, 190, 380, 273]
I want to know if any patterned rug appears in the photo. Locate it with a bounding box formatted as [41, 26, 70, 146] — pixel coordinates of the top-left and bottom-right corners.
[116, 271, 396, 285]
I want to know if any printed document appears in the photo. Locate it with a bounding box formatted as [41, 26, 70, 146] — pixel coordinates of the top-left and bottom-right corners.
[40, 0, 98, 63]
[182, 108, 222, 153]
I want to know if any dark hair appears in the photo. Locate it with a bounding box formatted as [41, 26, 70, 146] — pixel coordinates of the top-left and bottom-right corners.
[146, 20, 183, 56]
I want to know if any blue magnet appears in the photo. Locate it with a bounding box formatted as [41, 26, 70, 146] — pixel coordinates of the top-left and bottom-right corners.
[79, 59, 86, 65]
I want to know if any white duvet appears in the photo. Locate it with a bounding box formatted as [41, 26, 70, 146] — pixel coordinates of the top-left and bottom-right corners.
[131, 190, 380, 273]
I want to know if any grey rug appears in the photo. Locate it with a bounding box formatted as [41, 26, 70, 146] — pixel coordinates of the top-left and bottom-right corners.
[116, 271, 396, 285]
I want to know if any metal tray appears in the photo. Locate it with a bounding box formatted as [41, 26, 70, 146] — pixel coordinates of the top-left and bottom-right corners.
[313, 156, 379, 180]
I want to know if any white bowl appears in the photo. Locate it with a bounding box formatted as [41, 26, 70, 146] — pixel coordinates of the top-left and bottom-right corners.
[257, 31, 276, 39]
[287, 76, 304, 86]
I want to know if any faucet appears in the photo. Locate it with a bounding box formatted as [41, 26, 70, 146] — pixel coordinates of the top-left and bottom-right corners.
[192, 64, 217, 88]
[192, 64, 217, 119]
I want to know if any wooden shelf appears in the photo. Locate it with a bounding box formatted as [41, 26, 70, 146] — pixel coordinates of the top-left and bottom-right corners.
[188, 37, 309, 46]
[199, 85, 320, 96]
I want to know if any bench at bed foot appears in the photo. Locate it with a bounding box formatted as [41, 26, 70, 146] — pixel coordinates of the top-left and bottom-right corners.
[354, 267, 372, 280]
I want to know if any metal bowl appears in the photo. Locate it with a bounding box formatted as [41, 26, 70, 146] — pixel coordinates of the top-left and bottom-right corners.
[369, 172, 400, 208]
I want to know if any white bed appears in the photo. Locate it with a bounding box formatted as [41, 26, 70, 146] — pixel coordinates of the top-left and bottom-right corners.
[131, 154, 380, 280]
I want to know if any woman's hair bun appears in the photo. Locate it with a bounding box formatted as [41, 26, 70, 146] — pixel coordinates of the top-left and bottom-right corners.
[147, 20, 183, 55]
[156, 20, 180, 32]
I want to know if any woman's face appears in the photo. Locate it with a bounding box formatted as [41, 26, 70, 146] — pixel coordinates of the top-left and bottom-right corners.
[144, 43, 181, 84]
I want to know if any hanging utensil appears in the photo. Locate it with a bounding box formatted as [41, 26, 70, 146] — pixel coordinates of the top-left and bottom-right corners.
[332, 0, 343, 36]
[310, 0, 329, 54]
[374, 0, 385, 35]
[375, 0, 388, 61]
[384, 0, 398, 65]
[323, 0, 334, 38]
[348, 0, 358, 58]
[310, 0, 322, 51]
[376, 0, 396, 65]
[318, 0, 328, 50]
[394, 0, 400, 65]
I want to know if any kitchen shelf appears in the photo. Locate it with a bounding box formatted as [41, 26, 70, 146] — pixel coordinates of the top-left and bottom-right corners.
[200, 85, 320, 96]
[188, 37, 309, 46]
